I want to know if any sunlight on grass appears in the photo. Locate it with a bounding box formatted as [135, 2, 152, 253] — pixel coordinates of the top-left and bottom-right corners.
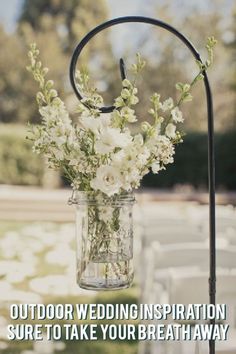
[0, 221, 138, 354]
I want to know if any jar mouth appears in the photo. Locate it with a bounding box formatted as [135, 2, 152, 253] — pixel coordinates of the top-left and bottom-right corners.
[68, 190, 135, 206]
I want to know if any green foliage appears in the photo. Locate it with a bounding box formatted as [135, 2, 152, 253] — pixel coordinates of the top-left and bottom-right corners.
[0, 0, 234, 132]
[94, 288, 138, 306]
[215, 131, 236, 189]
[2, 340, 137, 354]
[64, 341, 137, 354]
[0, 26, 39, 124]
[0, 127, 235, 190]
[0, 0, 113, 125]
[19, 0, 109, 50]
[0, 125, 44, 185]
[142, 131, 236, 190]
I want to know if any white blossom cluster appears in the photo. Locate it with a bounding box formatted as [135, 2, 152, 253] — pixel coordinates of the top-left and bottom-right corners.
[27, 39, 216, 197]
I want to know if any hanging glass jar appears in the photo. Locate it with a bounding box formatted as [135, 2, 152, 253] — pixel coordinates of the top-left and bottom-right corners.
[70, 191, 135, 290]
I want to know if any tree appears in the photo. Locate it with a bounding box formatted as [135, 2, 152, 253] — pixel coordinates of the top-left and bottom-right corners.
[0, 25, 39, 123]
[19, 0, 118, 121]
[0, 0, 117, 124]
[223, 6, 236, 130]
[19, 0, 109, 52]
[132, 1, 235, 132]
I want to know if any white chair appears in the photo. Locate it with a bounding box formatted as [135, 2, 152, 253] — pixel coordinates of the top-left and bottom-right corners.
[202, 216, 236, 234]
[150, 270, 236, 354]
[153, 242, 236, 271]
[219, 228, 236, 245]
[166, 270, 236, 319]
[170, 271, 236, 354]
[141, 242, 236, 305]
[143, 227, 206, 246]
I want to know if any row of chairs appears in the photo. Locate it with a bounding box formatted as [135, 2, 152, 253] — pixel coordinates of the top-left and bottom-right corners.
[136, 202, 236, 354]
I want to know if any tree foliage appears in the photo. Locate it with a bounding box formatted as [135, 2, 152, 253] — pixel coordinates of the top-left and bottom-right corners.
[0, 0, 235, 131]
[19, 0, 109, 51]
[0, 0, 115, 124]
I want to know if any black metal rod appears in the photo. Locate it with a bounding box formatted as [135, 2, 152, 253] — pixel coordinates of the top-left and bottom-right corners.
[119, 58, 127, 81]
[69, 16, 216, 354]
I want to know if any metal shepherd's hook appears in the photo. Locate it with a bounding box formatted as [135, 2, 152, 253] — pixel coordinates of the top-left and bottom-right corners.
[69, 16, 216, 354]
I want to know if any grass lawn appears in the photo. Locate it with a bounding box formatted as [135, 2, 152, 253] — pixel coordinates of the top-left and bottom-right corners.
[0, 221, 139, 354]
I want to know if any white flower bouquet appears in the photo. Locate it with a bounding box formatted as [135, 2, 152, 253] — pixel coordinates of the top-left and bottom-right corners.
[26, 38, 216, 290]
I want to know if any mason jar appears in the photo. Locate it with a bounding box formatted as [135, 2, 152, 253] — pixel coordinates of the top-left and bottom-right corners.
[70, 191, 135, 290]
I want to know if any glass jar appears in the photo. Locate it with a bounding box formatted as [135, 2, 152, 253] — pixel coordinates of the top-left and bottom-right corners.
[71, 191, 135, 290]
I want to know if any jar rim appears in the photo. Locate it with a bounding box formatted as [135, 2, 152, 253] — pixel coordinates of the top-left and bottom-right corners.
[68, 190, 135, 206]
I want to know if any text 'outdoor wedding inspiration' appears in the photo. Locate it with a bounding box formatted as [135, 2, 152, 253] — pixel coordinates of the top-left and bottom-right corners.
[8, 303, 229, 341]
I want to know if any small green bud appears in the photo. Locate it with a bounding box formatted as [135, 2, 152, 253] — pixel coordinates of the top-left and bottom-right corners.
[46, 80, 54, 89]
[42, 67, 49, 75]
[183, 84, 190, 92]
[182, 93, 193, 102]
[36, 61, 42, 69]
[36, 92, 45, 102]
[175, 82, 184, 91]
[148, 108, 155, 115]
[150, 93, 160, 102]
[53, 97, 61, 105]
[30, 43, 37, 50]
[141, 122, 151, 132]
[50, 89, 58, 98]
[122, 79, 132, 88]
[196, 73, 204, 81]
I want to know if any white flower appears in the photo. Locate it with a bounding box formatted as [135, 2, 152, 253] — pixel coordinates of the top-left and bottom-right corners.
[112, 150, 126, 165]
[50, 147, 65, 161]
[150, 135, 175, 165]
[151, 161, 165, 174]
[52, 136, 67, 146]
[116, 86, 139, 107]
[90, 165, 122, 196]
[130, 93, 139, 105]
[100, 114, 112, 127]
[122, 79, 132, 89]
[39, 100, 71, 125]
[39, 105, 58, 121]
[121, 88, 130, 99]
[121, 107, 137, 123]
[137, 147, 150, 167]
[94, 127, 132, 155]
[98, 206, 113, 223]
[165, 123, 176, 139]
[114, 96, 124, 108]
[29, 49, 187, 195]
[49, 126, 68, 146]
[80, 113, 112, 135]
[171, 107, 184, 123]
[79, 115, 101, 135]
[133, 134, 144, 146]
[123, 167, 141, 190]
[71, 179, 81, 190]
[161, 98, 174, 112]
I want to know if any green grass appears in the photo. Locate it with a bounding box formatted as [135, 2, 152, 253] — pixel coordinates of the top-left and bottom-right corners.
[0, 221, 139, 354]
[2, 340, 137, 354]
[0, 221, 28, 237]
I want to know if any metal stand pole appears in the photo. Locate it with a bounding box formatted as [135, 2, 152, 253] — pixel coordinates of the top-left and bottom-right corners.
[69, 16, 216, 354]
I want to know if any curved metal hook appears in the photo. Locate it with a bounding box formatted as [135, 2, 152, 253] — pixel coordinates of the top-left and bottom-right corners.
[69, 16, 203, 113]
[69, 17, 216, 354]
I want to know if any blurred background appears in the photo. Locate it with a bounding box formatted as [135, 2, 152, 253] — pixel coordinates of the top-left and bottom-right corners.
[0, 1, 236, 354]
